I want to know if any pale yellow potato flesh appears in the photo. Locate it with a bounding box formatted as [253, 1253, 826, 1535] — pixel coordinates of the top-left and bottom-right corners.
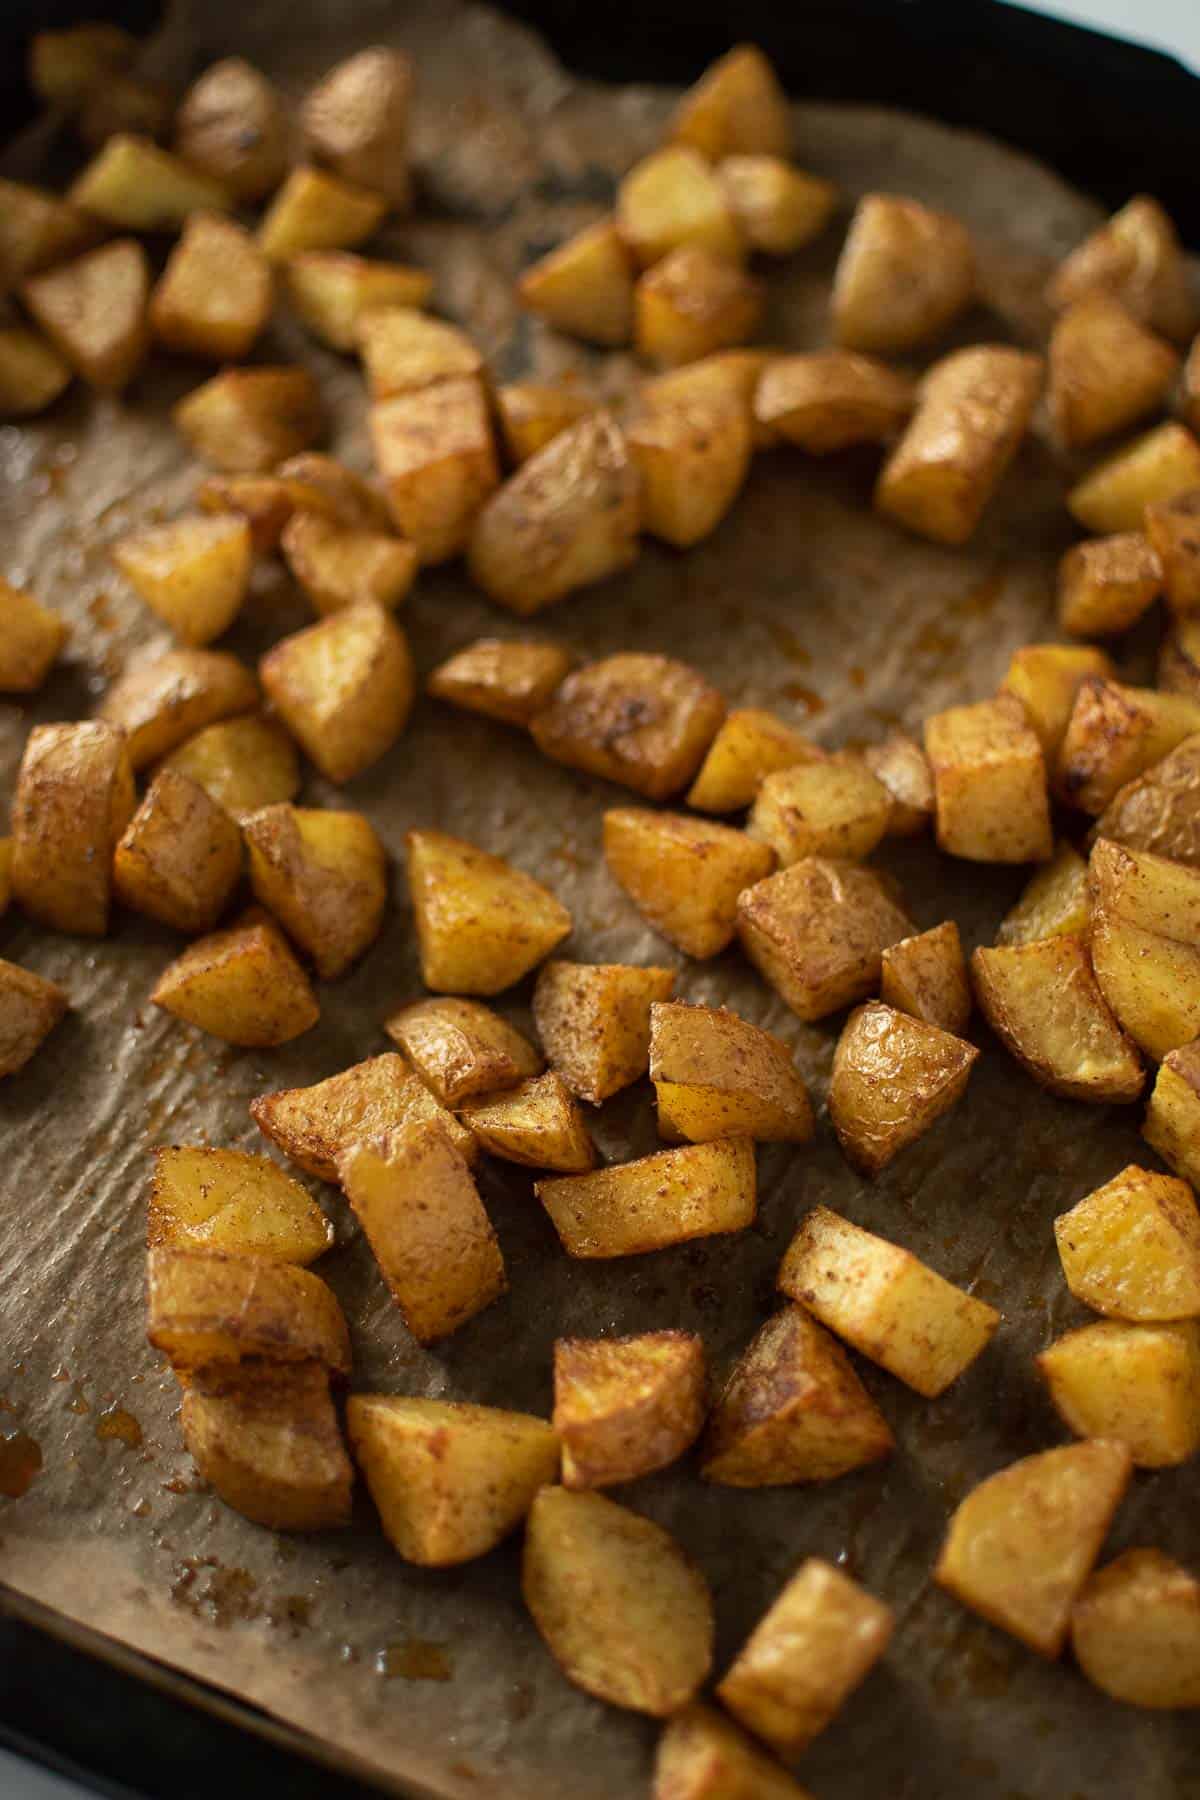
[0, 958, 68, 1078]
[649, 999, 814, 1144]
[736, 856, 912, 1022]
[686, 708, 823, 813]
[22, 238, 150, 391]
[1071, 1549, 1200, 1709]
[606, 808, 774, 959]
[459, 1070, 596, 1173]
[653, 1704, 815, 1800]
[146, 1245, 351, 1376]
[244, 803, 387, 979]
[862, 731, 935, 835]
[1047, 195, 1196, 343]
[828, 1001, 979, 1176]
[150, 213, 273, 362]
[0, 579, 67, 691]
[427, 638, 573, 729]
[495, 381, 596, 464]
[12, 720, 135, 937]
[182, 1362, 353, 1531]
[667, 44, 793, 161]
[747, 757, 892, 863]
[533, 961, 676, 1104]
[626, 382, 751, 548]
[259, 601, 415, 785]
[752, 349, 914, 453]
[1047, 295, 1179, 449]
[111, 513, 252, 647]
[617, 147, 743, 268]
[257, 164, 386, 263]
[832, 193, 974, 354]
[173, 366, 324, 474]
[995, 842, 1090, 946]
[517, 218, 636, 348]
[113, 768, 243, 935]
[100, 649, 258, 771]
[1143, 1039, 1200, 1188]
[70, 134, 232, 229]
[280, 514, 417, 616]
[970, 937, 1143, 1103]
[1057, 532, 1162, 639]
[151, 912, 319, 1048]
[717, 157, 837, 255]
[553, 1330, 706, 1489]
[634, 247, 763, 368]
[405, 829, 572, 996]
[285, 252, 431, 352]
[1146, 488, 1200, 616]
[879, 921, 970, 1034]
[1054, 1163, 1200, 1321]
[251, 1053, 476, 1182]
[148, 1146, 332, 1264]
[1067, 422, 1200, 534]
[924, 694, 1052, 862]
[357, 306, 482, 400]
[1058, 680, 1200, 815]
[370, 376, 499, 563]
[999, 642, 1115, 762]
[1038, 1319, 1200, 1467]
[538, 1138, 756, 1258]
[1088, 838, 1200, 1057]
[162, 714, 299, 821]
[385, 996, 541, 1107]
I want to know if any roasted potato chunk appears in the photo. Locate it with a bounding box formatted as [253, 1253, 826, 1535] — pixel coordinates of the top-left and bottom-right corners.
[370, 377, 499, 562]
[748, 756, 891, 864]
[100, 649, 257, 771]
[1057, 532, 1162, 639]
[339, 1122, 505, 1343]
[554, 1331, 705, 1490]
[460, 1071, 596, 1173]
[70, 134, 231, 229]
[0, 579, 67, 691]
[252, 1053, 475, 1182]
[533, 961, 675, 1104]
[195, 474, 305, 552]
[635, 247, 763, 369]
[618, 147, 742, 268]
[934, 1441, 1133, 1657]
[29, 23, 135, 108]
[113, 769, 242, 935]
[1059, 680, 1200, 815]
[971, 936, 1142, 1102]
[0, 325, 72, 417]
[1001, 643, 1115, 762]
[12, 721, 134, 936]
[780, 1207, 998, 1396]
[260, 602, 414, 785]
[386, 997, 540, 1106]
[654, 1705, 814, 1800]
[1093, 732, 1200, 867]
[174, 57, 287, 202]
[406, 829, 572, 995]
[1048, 296, 1179, 449]
[182, 1362, 352, 1531]
[1047, 194, 1196, 343]
[162, 714, 299, 820]
[276, 451, 392, 533]
[717, 157, 836, 255]
[923, 695, 1051, 863]
[302, 46, 412, 207]
[1038, 1319, 1200, 1468]
[669, 43, 792, 160]
[832, 193, 974, 354]
[258, 165, 386, 264]
[1071, 1549, 1200, 1709]
[150, 213, 272, 362]
[174, 366, 323, 474]
[737, 856, 912, 1022]
[879, 921, 970, 1034]
[996, 841, 1090, 945]
[1089, 838, 1200, 1057]
[427, 637, 573, 729]
[539, 1139, 755, 1258]
[152, 910, 319, 1047]
[649, 1000, 813, 1144]
[1161, 614, 1200, 698]
[626, 380, 751, 548]
[0, 180, 99, 293]
[1054, 1163, 1200, 1321]
[244, 804, 386, 979]
[1144, 1039, 1200, 1188]
[753, 350, 913, 453]
[1067, 422, 1200, 534]
[828, 1002, 978, 1176]
[280, 514, 416, 617]
[701, 1306, 892, 1487]
[148, 1145, 331, 1264]
[347, 1394, 556, 1565]
[112, 513, 251, 646]
[495, 381, 596, 465]
[147, 1246, 350, 1376]
[876, 346, 1042, 545]
[22, 238, 148, 391]
[686, 708, 820, 813]
[532, 654, 723, 800]
[523, 1486, 713, 1716]
[862, 732, 935, 835]
[605, 808, 774, 959]
[1146, 488, 1200, 616]
[357, 307, 482, 401]
[518, 218, 636, 348]
[284, 251, 431, 351]
[0, 960, 68, 1078]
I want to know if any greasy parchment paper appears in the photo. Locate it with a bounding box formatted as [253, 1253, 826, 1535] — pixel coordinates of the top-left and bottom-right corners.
[1, 5, 1197, 1796]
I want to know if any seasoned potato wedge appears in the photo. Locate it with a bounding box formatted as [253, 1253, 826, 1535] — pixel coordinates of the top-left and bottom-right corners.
[302, 47, 412, 207]
[669, 44, 792, 161]
[252, 1053, 475, 1182]
[1059, 680, 1200, 815]
[1090, 834, 1200, 944]
[147, 1246, 350, 1375]
[654, 1704, 815, 1800]
[605, 808, 774, 959]
[649, 1000, 814, 1144]
[523, 1486, 713, 1716]
[717, 157, 836, 255]
[971, 936, 1142, 1102]
[718, 1560, 893, 1756]
[406, 829, 572, 995]
[149, 1145, 331, 1264]
[100, 649, 257, 771]
[686, 707, 822, 813]
[748, 756, 891, 864]
[386, 996, 540, 1107]
[924, 695, 1052, 861]
[277, 451, 393, 533]
[150, 214, 272, 363]
[1067, 422, 1200, 534]
[1057, 532, 1162, 639]
[1038, 1319, 1200, 1468]
[152, 911, 319, 1046]
[357, 306, 482, 400]
[347, 1394, 557, 1565]
[1047, 194, 1196, 343]
[339, 1122, 505, 1342]
[467, 412, 639, 613]
[260, 601, 414, 784]
[258, 165, 386, 263]
[753, 350, 913, 453]
[538, 1138, 756, 1258]
[1054, 1164, 1200, 1321]
[618, 147, 742, 268]
[1001, 643, 1115, 762]
[370, 377, 499, 561]
[1146, 488, 1200, 616]
[1048, 296, 1179, 449]
[1093, 733, 1200, 866]
[532, 654, 724, 800]
[635, 247, 763, 368]
[1071, 1549, 1200, 1709]
[112, 513, 251, 646]
[701, 1306, 892, 1487]
[427, 637, 573, 728]
[174, 57, 288, 202]
[12, 721, 134, 936]
[244, 804, 386, 979]
[285, 251, 431, 351]
[194, 474, 305, 552]
[0, 579, 67, 691]
[832, 193, 974, 354]
[162, 714, 299, 820]
[29, 23, 135, 108]
[879, 921, 970, 1034]
[518, 218, 636, 348]
[70, 134, 231, 228]
[554, 1331, 705, 1490]
[995, 841, 1090, 945]
[22, 238, 148, 391]
[0, 325, 72, 417]
[0, 959, 68, 1078]
[829, 1002, 978, 1176]
[1160, 614, 1200, 698]
[645, 348, 774, 444]
[495, 381, 596, 465]
[174, 366, 323, 473]
[182, 1362, 352, 1531]
[1143, 1039, 1200, 1188]
[534, 961, 676, 1105]
[934, 1441, 1133, 1657]
[1089, 838, 1200, 1057]
[626, 380, 751, 548]
[113, 769, 242, 934]
[863, 732, 935, 835]
[737, 856, 912, 1022]
[281, 513, 417, 616]
[460, 1070, 596, 1173]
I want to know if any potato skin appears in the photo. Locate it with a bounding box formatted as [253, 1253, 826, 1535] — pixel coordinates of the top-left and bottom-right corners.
[148, 1145, 332, 1265]
[0, 580, 68, 691]
[649, 999, 814, 1144]
[538, 1138, 756, 1259]
[517, 217, 636, 348]
[606, 808, 774, 959]
[879, 921, 970, 1034]
[146, 1246, 351, 1377]
[533, 654, 725, 801]
[385, 995, 542, 1107]
[114, 768, 243, 936]
[174, 58, 288, 202]
[668, 44, 793, 161]
[653, 1703, 813, 1800]
[828, 1001, 978, 1175]
[533, 960, 676, 1105]
[753, 350, 914, 452]
[970, 937, 1143, 1104]
[260, 601, 414, 786]
[12, 720, 135, 936]
[460, 1070, 597, 1173]
[152, 912, 319, 1047]
[832, 193, 974, 355]
[302, 47, 412, 207]
[182, 1362, 353, 1531]
[553, 1331, 706, 1489]
[1093, 732, 1200, 867]
[251, 1053, 476, 1182]
[0, 957, 68, 1078]
[427, 638, 574, 729]
[736, 856, 912, 1022]
[100, 648, 258, 771]
[1071, 1549, 1200, 1709]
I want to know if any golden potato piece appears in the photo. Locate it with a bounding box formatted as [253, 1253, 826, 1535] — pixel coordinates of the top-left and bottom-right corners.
[1058, 679, 1200, 815]
[605, 808, 774, 959]
[70, 135, 231, 228]
[302, 46, 412, 208]
[833, 193, 974, 355]
[276, 451, 393, 533]
[100, 649, 257, 771]
[635, 248, 763, 369]
[0, 179, 100, 294]
[518, 218, 635, 348]
[370, 377, 499, 563]
[644, 347, 774, 445]
[111, 513, 251, 646]
[862, 732, 935, 836]
[147, 1246, 350, 1376]
[258, 165, 386, 264]
[1000, 643, 1115, 763]
[284, 251, 431, 352]
[22, 238, 148, 391]
[148, 1145, 332, 1264]
[260, 601, 414, 785]
[113, 768, 242, 935]
[669, 43, 791, 160]
[876, 346, 1042, 545]
[280, 513, 416, 617]
[495, 381, 596, 465]
[357, 306, 482, 401]
[971, 936, 1142, 1102]
[718, 1559, 893, 1757]
[626, 381, 751, 548]
[716, 157, 836, 255]
[1047, 194, 1196, 343]
[1161, 614, 1200, 698]
[779, 1206, 999, 1396]
[467, 412, 640, 614]
[996, 841, 1090, 946]
[1071, 1549, 1200, 1709]
[748, 756, 891, 864]
[1057, 532, 1162, 639]
[934, 1441, 1133, 1658]
[1038, 1319, 1200, 1468]
[347, 1394, 556, 1566]
[879, 921, 970, 1034]
[252, 1053, 475, 1182]
[182, 1362, 352, 1531]
[461, 1071, 596, 1173]
[1146, 488, 1200, 617]
[533, 960, 676, 1105]
[1054, 1163, 1200, 1321]
[923, 695, 1051, 863]
[0, 959, 68, 1079]
[150, 213, 273, 362]
[174, 366, 323, 474]
[1093, 732, 1200, 867]
[523, 1486, 713, 1716]
[1067, 422, 1200, 534]
[686, 708, 822, 813]
[554, 1331, 705, 1490]
[0, 579, 67, 691]
[737, 856, 912, 1022]
[532, 654, 724, 800]
[427, 637, 573, 729]
[618, 147, 742, 268]
[538, 1138, 755, 1259]
[29, 23, 135, 108]
[339, 1122, 505, 1343]
[1048, 296, 1179, 450]
[386, 996, 541, 1106]
[12, 721, 134, 936]
[1144, 1039, 1200, 1188]
[194, 474, 304, 552]
[174, 57, 288, 202]
[406, 829, 572, 995]
[654, 1704, 815, 1800]
[152, 910, 319, 1047]
[162, 714, 299, 821]
[753, 350, 913, 454]
[701, 1306, 892, 1487]
[1090, 834, 1200, 956]
[649, 1000, 813, 1145]
[0, 326, 72, 417]
[1089, 838, 1200, 1057]
[244, 804, 386, 979]
[829, 1001, 978, 1177]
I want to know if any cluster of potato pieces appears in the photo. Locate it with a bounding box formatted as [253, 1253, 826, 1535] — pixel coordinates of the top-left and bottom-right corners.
[5, 24, 1200, 1795]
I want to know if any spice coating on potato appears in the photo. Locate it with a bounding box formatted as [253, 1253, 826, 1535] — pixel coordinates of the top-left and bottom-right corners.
[302, 47, 412, 207]
[1067, 422, 1200, 535]
[112, 513, 252, 647]
[0, 179, 101, 291]
[70, 135, 233, 229]
[495, 381, 597, 465]
[1071, 1549, 1200, 1709]
[147, 1246, 351, 1376]
[1053, 1164, 1200, 1322]
[174, 366, 324, 474]
[753, 349, 914, 453]
[717, 157, 837, 255]
[113, 768, 243, 935]
[1145, 488, 1200, 617]
[995, 843, 1090, 946]
[12, 720, 135, 937]
[370, 376, 499, 563]
[538, 1138, 756, 1259]
[1087, 837, 1200, 1058]
[828, 1001, 979, 1176]
[971, 936, 1143, 1102]
[748, 757, 892, 864]
[553, 1331, 706, 1490]
[100, 649, 257, 771]
[405, 829, 572, 995]
[533, 654, 724, 801]
[1092, 733, 1200, 868]
[534, 960, 676, 1104]
[258, 165, 387, 264]
[1047, 195, 1196, 343]
[251, 1053, 476, 1183]
[736, 856, 912, 1022]
[635, 247, 763, 369]
[358, 306, 482, 400]
[281, 514, 417, 617]
[1001, 643, 1115, 763]
[654, 1704, 815, 1800]
[649, 1000, 814, 1144]
[427, 638, 573, 729]
[1057, 532, 1162, 639]
[607, 808, 774, 959]
[245, 804, 387, 979]
[518, 218, 636, 348]
[880, 921, 970, 1034]
[1143, 1040, 1200, 1189]
[149, 1146, 332, 1264]
[22, 238, 150, 391]
[0, 579, 67, 691]
[618, 147, 742, 268]
[162, 714, 299, 821]
[626, 380, 751, 549]
[668, 44, 793, 161]
[285, 252, 431, 352]
[1037, 1319, 1200, 1468]
[1047, 296, 1179, 450]
[686, 707, 822, 813]
[150, 213, 273, 362]
[152, 911, 319, 1047]
[182, 1362, 353, 1531]
[1058, 680, 1200, 816]
[460, 1070, 596, 1173]
[174, 58, 287, 201]
[0, 958, 68, 1078]
[862, 732, 934, 835]
[386, 996, 541, 1107]
[924, 695, 1051, 863]
[260, 602, 414, 785]
[832, 193, 974, 354]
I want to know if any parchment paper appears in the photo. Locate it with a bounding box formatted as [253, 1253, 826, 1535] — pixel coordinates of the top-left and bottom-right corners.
[2, 5, 1197, 1796]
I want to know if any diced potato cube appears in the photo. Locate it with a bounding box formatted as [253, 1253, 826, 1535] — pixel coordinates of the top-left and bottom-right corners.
[258, 165, 386, 263]
[77, 76, 171, 151]
[148, 1145, 331, 1264]
[146, 1245, 350, 1375]
[1099, 833, 1200, 974]
[1038, 1318, 1200, 1467]
[149, 213, 272, 362]
[737, 856, 912, 1022]
[1048, 296, 1179, 449]
[0, 326, 72, 417]
[996, 842, 1090, 945]
[12, 721, 134, 936]
[1058, 531, 1162, 638]
[0, 579, 67, 691]
[370, 377, 499, 562]
[174, 57, 288, 202]
[194, 474, 302, 551]
[357, 306, 482, 401]
[280, 513, 416, 616]
[101, 649, 257, 772]
[1058, 679, 1200, 814]
[1160, 615, 1200, 697]
[495, 381, 595, 465]
[1047, 195, 1196, 343]
[1092, 732, 1200, 867]
[0, 180, 99, 293]
[70, 135, 231, 228]
[260, 601, 414, 784]
[1067, 422, 1200, 534]
[1071, 1549, 1200, 1709]
[29, 24, 135, 108]
[534, 961, 675, 1104]
[427, 637, 573, 728]
[862, 732, 935, 835]
[649, 999, 814, 1143]
[461, 1070, 596, 1172]
[669, 44, 792, 160]
[879, 921, 970, 1034]
[518, 218, 636, 348]
[618, 147, 742, 268]
[467, 412, 639, 612]
[748, 757, 891, 864]
[339, 1121, 505, 1342]
[686, 708, 822, 813]
[162, 714, 298, 820]
[346, 1394, 557, 1565]
[174, 366, 323, 474]
[833, 194, 974, 354]
[113, 768, 242, 934]
[22, 238, 148, 390]
[923, 694, 1051, 863]
[970, 936, 1142, 1101]
[111, 513, 251, 646]
[152, 909, 319, 1046]
[701, 1305, 892, 1487]
[716, 157, 836, 254]
[606, 808, 774, 959]
[385, 996, 541, 1106]
[302, 47, 412, 207]
[284, 251, 431, 351]
[532, 654, 723, 800]
[276, 451, 393, 533]
[654, 1705, 815, 1800]
[523, 1486, 713, 1716]
[1144, 1039, 1200, 1188]
[182, 1362, 352, 1530]
[1146, 488, 1200, 616]
[876, 346, 1043, 545]
[626, 381, 751, 548]
[406, 829, 572, 995]
[1000, 643, 1115, 761]
[244, 803, 386, 979]
[554, 1331, 705, 1489]
[644, 347, 774, 443]
[539, 1138, 755, 1258]
[1054, 1163, 1200, 1320]
[829, 1001, 978, 1176]
[1088, 838, 1200, 1056]
[251, 1053, 475, 1181]
[0, 959, 68, 1078]
[635, 247, 763, 368]
[753, 349, 914, 453]
[779, 1206, 999, 1396]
